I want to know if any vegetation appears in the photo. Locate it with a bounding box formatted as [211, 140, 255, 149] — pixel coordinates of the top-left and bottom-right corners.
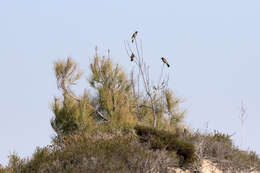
[1, 129, 180, 173]
[188, 130, 260, 172]
[2, 126, 260, 172]
[51, 45, 185, 139]
[1, 35, 260, 172]
[135, 125, 195, 165]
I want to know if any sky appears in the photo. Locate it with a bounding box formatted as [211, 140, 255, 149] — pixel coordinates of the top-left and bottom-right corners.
[0, 0, 260, 166]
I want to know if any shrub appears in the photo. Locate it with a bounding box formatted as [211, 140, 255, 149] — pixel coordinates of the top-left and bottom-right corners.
[134, 125, 196, 165]
[14, 131, 179, 173]
[189, 130, 260, 172]
[51, 52, 185, 137]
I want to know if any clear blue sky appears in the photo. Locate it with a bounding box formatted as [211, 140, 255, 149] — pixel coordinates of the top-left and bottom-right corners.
[0, 0, 259, 166]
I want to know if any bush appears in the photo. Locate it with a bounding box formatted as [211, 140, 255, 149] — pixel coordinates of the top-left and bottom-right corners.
[51, 53, 185, 137]
[134, 125, 196, 165]
[189, 130, 260, 172]
[12, 131, 179, 173]
[3, 127, 260, 172]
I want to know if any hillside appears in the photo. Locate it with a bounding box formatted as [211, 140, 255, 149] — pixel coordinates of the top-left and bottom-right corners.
[1, 51, 259, 173]
[1, 125, 260, 173]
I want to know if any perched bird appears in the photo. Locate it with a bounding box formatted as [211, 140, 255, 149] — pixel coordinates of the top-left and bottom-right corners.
[161, 57, 170, 67]
[130, 53, 135, 61]
[131, 31, 138, 43]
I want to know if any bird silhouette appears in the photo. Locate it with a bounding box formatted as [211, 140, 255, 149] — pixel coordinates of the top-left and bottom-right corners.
[161, 57, 170, 67]
[131, 31, 138, 43]
[130, 53, 135, 61]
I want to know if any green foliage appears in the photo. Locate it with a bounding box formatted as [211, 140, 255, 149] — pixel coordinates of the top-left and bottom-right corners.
[51, 52, 185, 137]
[88, 56, 137, 126]
[51, 57, 95, 137]
[134, 125, 196, 165]
[51, 95, 95, 136]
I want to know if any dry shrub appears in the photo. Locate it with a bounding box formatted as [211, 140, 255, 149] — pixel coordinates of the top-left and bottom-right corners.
[8, 131, 178, 173]
[188, 130, 260, 172]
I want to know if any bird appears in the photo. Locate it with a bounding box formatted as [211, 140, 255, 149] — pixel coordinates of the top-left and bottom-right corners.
[131, 31, 138, 43]
[130, 53, 135, 61]
[161, 57, 170, 67]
